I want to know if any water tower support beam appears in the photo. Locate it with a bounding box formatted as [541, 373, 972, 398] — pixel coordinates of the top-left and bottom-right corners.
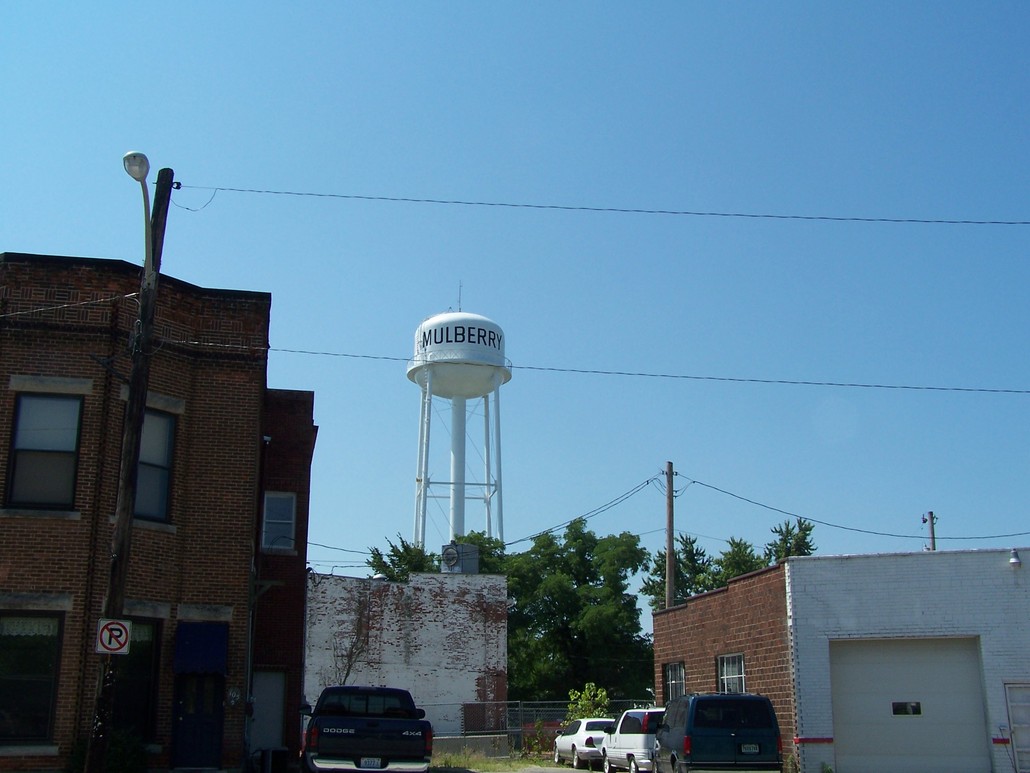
[494, 385, 504, 543]
[483, 394, 492, 536]
[413, 373, 434, 547]
[450, 395, 467, 540]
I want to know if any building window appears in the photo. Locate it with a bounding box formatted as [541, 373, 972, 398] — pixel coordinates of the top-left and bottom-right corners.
[8, 394, 82, 508]
[134, 410, 175, 521]
[0, 612, 62, 743]
[262, 492, 296, 551]
[717, 654, 746, 693]
[664, 662, 686, 701]
[112, 620, 160, 741]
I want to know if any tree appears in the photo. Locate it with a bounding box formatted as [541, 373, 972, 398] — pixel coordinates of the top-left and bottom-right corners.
[567, 682, 610, 720]
[764, 518, 816, 563]
[455, 530, 507, 574]
[640, 534, 717, 611]
[710, 537, 765, 587]
[505, 519, 653, 701]
[366, 535, 436, 581]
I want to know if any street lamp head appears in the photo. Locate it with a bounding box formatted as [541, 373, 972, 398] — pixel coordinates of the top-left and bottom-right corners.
[123, 152, 150, 182]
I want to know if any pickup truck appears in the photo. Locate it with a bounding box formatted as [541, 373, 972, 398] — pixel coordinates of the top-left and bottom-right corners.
[300, 685, 434, 773]
[601, 708, 664, 773]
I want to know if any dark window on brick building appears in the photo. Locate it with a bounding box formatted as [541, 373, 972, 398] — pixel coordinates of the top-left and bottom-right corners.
[717, 653, 746, 693]
[134, 410, 175, 521]
[664, 662, 685, 700]
[8, 394, 82, 508]
[0, 612, 62, 743]
[112, 619, 161, 741]
[262, 492, 296, 551]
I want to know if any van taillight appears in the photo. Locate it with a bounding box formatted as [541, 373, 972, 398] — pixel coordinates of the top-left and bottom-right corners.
[682, 735, 691, 756]
[777, 735, 783, 756]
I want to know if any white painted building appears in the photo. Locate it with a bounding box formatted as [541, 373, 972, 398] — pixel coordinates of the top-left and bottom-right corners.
[653, 548, 1030, 773]
[304, 572, 508, 735]
[787, 549, 1029, 773]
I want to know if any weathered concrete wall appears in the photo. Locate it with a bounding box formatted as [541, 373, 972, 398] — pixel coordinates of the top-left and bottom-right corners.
[305, 571, 508, 735]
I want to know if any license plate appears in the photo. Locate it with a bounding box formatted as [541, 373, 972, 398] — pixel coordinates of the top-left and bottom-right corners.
[740, 744, 760, 754]
[360, 758, 382, 768]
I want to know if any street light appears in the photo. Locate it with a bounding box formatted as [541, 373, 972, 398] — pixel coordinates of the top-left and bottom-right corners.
[86, 153, 174, 773]
[122, 151, 155, 288]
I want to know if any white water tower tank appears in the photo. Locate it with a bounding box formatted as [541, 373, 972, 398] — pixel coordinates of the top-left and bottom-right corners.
[407, 312, 511, 547]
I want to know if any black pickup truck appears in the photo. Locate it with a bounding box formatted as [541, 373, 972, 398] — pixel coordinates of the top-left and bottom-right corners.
[301, 685, 434, 773]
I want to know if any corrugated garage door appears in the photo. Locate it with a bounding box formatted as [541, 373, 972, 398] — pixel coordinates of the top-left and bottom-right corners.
[829, 637, 990, 773]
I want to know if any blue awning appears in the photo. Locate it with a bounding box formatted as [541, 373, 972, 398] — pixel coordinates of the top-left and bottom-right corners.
[174, 621, 229, 674]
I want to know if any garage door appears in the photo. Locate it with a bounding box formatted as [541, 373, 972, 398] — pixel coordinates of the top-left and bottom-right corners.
[829, 637, 990, 773]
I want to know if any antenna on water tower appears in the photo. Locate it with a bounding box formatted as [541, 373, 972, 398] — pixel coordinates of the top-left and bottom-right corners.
[407, 311, 511, 547]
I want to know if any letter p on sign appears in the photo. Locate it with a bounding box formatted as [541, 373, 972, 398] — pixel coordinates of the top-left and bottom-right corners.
[96, 619, 132, 655]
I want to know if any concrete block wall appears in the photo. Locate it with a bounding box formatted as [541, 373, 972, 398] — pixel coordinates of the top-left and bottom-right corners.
[785, 549, 1030, 773]
[305, 571, 508, 735]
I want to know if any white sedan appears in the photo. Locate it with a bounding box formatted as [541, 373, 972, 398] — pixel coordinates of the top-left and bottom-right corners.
[554, 717, 613, 769]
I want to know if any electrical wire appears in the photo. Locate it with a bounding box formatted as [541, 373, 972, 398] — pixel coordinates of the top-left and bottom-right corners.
[178, 184, 1030, 226]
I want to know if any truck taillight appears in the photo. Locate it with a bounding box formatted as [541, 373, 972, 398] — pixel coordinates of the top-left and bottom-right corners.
[425, 729, 434, 756]
[777, 735, 783, 756]
[304, 725, 319, 753]
[682, 735, 691, 757]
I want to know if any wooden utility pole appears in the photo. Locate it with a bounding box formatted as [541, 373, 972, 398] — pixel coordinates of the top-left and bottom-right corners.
[665, 461, 675, 610]
[86, 165, 174, 773]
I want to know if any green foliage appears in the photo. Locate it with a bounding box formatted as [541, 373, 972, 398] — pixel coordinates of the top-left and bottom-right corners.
[643, 520, 819, 610]
[710, 537, 766, 586]
[640, 534, 717, 611]
[366, 534, 437, 581]
[506, 519, 653, 701]
[456, 531, 507, 573]
[764, 518, 816, 563]
[567, 682, 611, 720]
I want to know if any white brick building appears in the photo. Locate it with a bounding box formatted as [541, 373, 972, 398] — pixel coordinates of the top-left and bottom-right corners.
[788, 549, 1029, 773]
[304, 572, 507, 735]
[654, 548, 1030, 773]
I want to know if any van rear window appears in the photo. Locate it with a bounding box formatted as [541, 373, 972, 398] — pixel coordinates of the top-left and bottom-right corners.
[694, 699, 773, 729]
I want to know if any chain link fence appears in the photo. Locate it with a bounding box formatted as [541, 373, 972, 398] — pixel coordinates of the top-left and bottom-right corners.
[424, 700, 655, 755]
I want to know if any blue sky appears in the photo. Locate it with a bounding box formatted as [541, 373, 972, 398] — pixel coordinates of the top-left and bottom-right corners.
[4, 3, 1028, 626]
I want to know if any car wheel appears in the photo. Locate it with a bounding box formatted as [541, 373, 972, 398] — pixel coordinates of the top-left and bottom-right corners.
[602, 754, 612, 773]
[629, 759, 639, 773]
[571, 747, 582, 769]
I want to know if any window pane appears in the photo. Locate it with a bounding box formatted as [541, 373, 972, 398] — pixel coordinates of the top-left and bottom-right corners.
[0, 613, 61, 742]
[14, 395, 80, 451]
[9, 395, 81, 508]
[262, 492, 295, 549]
[10, 451, 77, 506]
[134, 411, 174, 521]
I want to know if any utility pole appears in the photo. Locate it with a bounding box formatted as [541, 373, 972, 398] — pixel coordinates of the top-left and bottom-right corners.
[665, 461, 675, 610]
[923, 511, 937, 551]
[86, 160, 174, 773]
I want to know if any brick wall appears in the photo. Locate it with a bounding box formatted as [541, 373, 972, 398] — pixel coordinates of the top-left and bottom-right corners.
[0, 253, 280, 772]
[652, 564, 794, 757]
[305, 571, 508, 735]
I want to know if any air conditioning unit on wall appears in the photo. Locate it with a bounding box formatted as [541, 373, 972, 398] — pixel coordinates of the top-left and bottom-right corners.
[440, 543, 480, 574]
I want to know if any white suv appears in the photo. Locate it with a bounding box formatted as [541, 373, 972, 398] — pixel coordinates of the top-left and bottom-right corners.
[601, 709, 665, 773]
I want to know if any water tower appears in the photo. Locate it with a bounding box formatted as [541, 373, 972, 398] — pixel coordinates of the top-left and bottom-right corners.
[407, 311, 511, 547]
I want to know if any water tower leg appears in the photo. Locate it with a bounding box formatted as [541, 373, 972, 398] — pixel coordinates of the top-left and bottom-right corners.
[493, 385, 503, 543]
[450, 395, 466, 541]
[483, 395, 492, 537]
[414, 382, 433, 547]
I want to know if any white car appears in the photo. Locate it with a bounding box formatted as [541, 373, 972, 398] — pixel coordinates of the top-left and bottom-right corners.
[554, 717, 613, 769]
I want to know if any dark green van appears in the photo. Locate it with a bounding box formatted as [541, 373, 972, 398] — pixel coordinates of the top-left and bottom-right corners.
[654, 694, 782, 772]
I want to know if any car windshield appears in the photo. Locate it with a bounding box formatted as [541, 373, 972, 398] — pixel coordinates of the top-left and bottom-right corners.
[693, 699, 772, 729]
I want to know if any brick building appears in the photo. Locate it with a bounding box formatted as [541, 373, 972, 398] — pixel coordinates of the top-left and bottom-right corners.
[653, 549, 1030, 773]
[0, 253, 316, 771]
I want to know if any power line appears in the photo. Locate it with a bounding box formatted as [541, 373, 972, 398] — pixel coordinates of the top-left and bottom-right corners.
[179, 184, 1030, 226]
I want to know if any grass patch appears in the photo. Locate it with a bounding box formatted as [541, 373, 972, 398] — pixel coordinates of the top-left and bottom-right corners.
[431, 749, 551, 771]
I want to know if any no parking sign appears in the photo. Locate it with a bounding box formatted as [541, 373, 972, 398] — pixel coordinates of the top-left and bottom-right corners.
[95, 619, 132, 655]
